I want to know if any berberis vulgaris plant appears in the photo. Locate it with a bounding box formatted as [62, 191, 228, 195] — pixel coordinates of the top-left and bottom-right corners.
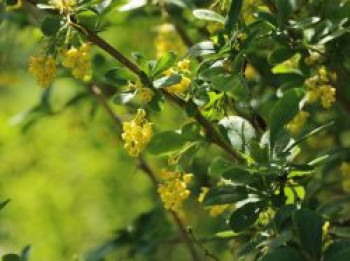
[2, 0, 350, 260]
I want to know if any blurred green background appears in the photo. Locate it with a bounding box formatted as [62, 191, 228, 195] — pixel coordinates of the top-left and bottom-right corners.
[0, 12, 165, 260]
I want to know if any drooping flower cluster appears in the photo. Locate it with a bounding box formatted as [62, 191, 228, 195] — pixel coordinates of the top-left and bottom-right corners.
[28, 55, 57, 88]
[121, 109, 153, 157]
[340, 162, 350, 192]
[305, 66, 336, 109]
[155, 23, 183, 58]
[286, 110, 310, 135]
[157, 170, 192, 212]
[62, 43, 91, 81]
[198, 187, 228, 217]
[164, 59, 191, 95]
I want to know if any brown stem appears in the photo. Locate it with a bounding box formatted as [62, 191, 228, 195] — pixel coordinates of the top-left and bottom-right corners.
[87, 85, 200, 261]
[73, 24, 242, 161]
[88, 85, 123, 130]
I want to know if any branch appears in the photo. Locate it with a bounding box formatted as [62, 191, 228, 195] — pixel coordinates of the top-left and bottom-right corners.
[77, 26, 242, 160]
[87, 85, 200, 261]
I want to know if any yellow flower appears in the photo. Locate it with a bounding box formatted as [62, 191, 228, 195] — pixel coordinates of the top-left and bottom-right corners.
[207, 22, 224, 34]
[306, 88, 321, 104]
[322, 221, 330, 236]
[158, 170, 192, 212]
[320, 85, 336, 109]
[28, 55, 57, 88]
[343, 179, 350, 192]
[245, 64, 259, 80]
[121, 109, 153, 157]
[50, 0, 76, 13]
[198, 187, 209, 203]
[304, 67, 336, 108]
[304, 52, 322, 65]
[155, 23, 183, 58]
[340, 162, 350, 177]
[177, 59, 190, 73]
[138, 87, 154, 103]
[209, 205, 228, 217]
[62, 43, 91, 81]
[286, 110, 310, 135]
[166, 76, 191, 95]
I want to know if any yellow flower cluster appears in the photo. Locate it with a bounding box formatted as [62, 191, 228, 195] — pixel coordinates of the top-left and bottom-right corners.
[177, 59, 190, 73]
[340, 162, 350, 192]
[28, 55, 57, 88]
[155, 23, 182, 58]
[286, 110, 310, 135]
[62, 43, 91, 81]
[198, 187, 228, 217]
[121, 109, 153, 157]
[50, 0, 76, 14]
[305, 66, 336, 109]
[158, 170, 192, 212]
[138, 87, 154, 103]
[167, 76, 191, 95]
[304, 52, 323, 65]
[164, 59, 191, 95]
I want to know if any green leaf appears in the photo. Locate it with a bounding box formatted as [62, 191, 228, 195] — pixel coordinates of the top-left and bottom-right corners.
[283, 121, 334, 153]
[275, 0, 298, 20]
[331, 227, 350, 238]
[219, 116, 256, 152]
[2, 254, 20, 261]
[193, 9, 225, 24]
[105, 67, 135, 84]
[208, 157, 234, 178]
[203, 185, 248, 206]
[274, 205, 296, 231]
[222, 167, 258, 185]
[289, 17, 321, 29]
[293, 208, 323, 260]
[21, 246, 31, 261]
[211, 74, 248, 100]
[152, 52, 176, 77]
[112, 91, 136, 104]
[41, 17, 61, 36]
[181, 122, 201, 141]
[131, 52, 150, 75]
[324, 240, 350, 261]
[268, 47, 294, 65]
[271, 54, 302, 74]
[255, 11, 278, 27]
[118, 0, 147, 11]
[199, 66, 226, 81]
[269, 88, 305, 149]
[0, 199, 10, 211]
[260, 247, 305, 261]
[147, 131, 188, 155]
[189, 41, 215, 57]
[153, 74, 182, 89]
[77, 10, 99, 29]
[229, 201, 265, 232]
[225, 0, 243, 31]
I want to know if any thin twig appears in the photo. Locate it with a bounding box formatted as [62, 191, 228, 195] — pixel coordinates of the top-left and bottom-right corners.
[87, 85, 201, 261]
[188, 228, 221, 261]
